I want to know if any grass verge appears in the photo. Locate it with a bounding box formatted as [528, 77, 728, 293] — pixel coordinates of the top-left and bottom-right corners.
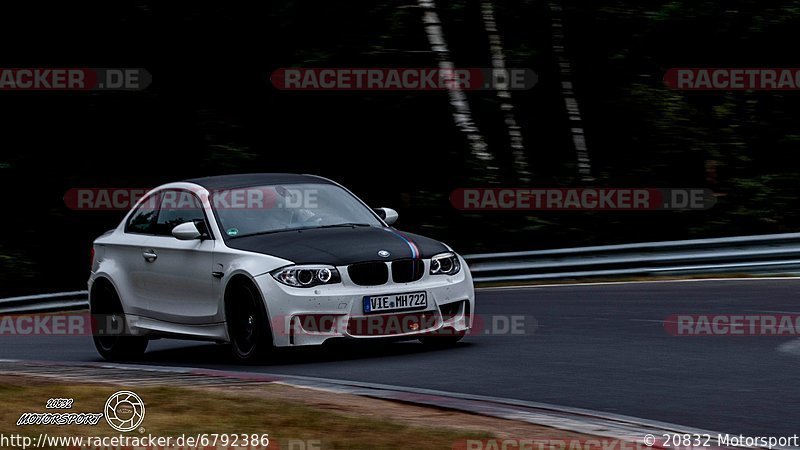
[0, 375, 496, 450]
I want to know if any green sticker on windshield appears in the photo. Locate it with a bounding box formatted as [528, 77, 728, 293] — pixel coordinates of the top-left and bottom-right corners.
[226, 228, 239, 236]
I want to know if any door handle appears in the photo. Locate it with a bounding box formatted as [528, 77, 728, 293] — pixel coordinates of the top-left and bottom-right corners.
[142, 250, 158, 262]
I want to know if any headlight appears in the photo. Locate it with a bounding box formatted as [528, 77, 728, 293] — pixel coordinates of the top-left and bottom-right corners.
[430, 252, 461, 275]
[271, 265, 341, 288]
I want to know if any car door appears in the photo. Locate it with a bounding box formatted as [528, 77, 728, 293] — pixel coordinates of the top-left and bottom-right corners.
[140, 189, 219, 324]
[110, 191, 162, 317]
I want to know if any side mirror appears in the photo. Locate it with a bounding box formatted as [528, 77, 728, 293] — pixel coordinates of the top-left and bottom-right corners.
[172, 221, 202, 240]
[374, 207, 399, 225]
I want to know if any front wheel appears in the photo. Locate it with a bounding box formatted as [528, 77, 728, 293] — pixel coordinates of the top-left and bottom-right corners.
[91, 281, 148, 361]
[225, 281, 273, 363]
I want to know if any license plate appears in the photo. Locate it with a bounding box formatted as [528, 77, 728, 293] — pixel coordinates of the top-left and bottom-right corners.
[363, 291, 427, 314]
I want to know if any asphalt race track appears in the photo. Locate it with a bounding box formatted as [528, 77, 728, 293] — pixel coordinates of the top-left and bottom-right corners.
[2, 279, 799, 436]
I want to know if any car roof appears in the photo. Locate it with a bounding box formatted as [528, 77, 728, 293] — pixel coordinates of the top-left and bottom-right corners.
[183, 173, 333, 190]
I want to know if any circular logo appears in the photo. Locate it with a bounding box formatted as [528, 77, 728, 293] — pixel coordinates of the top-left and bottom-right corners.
[104, 391, 145, 432]
[378, 250, 391, 258]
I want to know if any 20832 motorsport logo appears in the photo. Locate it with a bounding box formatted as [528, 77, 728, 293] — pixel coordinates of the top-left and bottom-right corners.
[16, 390, 145, 432]
[104, 391, 146, 432]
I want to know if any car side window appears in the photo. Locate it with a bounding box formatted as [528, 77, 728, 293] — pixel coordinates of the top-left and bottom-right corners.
[125, 193, 161, 234]
[153, 189, 208, 237]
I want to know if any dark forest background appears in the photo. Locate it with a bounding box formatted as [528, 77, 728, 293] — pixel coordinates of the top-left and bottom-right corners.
[0, 0, 798, 294]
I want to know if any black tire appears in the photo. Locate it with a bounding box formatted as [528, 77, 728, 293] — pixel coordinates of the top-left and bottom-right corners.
[225, 280, 273, 363]
[91, 281, 148, 361]
[419, 329, 466, 347]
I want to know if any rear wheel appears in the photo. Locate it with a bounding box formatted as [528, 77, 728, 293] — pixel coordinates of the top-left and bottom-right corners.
[91, 281, 148, 361]
[225, 280, 273, 363]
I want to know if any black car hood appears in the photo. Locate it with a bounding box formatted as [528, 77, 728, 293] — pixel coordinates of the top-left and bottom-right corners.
[225, 226, 449, 265]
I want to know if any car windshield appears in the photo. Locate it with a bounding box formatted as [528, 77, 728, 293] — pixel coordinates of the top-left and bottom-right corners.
[211, 183, 383, 238]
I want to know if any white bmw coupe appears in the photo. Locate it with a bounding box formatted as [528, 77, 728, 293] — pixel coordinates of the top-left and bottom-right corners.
[89, 174, 475, 361]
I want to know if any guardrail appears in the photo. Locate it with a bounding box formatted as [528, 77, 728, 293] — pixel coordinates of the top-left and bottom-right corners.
[464, 232, 800, 283]
[0, 291, 89, 314]
[2, 233, 799, 313]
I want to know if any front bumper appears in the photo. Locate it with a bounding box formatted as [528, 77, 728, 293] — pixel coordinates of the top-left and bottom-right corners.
[253, 258, 475, 347]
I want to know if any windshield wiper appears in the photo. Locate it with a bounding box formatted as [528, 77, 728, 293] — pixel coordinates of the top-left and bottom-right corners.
[228, 223, 372, 239]
[313, 223, 372, 229]
[228, 229, 298, 239]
